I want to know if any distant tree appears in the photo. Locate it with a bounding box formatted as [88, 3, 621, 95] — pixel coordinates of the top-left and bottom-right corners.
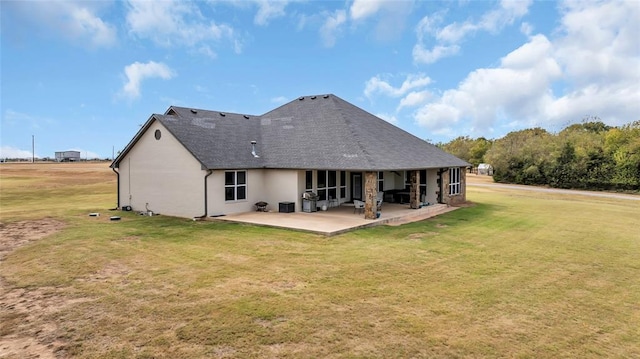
[439, 120, 638, 191]
[469, 137, 492, 166]
[440, 136, 474, 164]
[440, 136, 493, 167]
[548, 142, 578, 188]
[485, 128, 554, 184]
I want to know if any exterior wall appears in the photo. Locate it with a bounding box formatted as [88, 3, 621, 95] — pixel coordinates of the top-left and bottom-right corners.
[207, 169, 301, 215]
[118, 122, 205, 218]
[390, 171, 405, 190]
[426, 169, 439, 204]
[441, 166, 467, 206]
[264, 169, 303, 211]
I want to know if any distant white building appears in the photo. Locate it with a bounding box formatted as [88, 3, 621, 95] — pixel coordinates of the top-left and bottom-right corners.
[477, 163, 493, 175]
[55, 151, 81, 162]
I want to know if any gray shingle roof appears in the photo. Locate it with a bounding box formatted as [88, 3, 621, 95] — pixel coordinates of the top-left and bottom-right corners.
[112, 94, 469, 170]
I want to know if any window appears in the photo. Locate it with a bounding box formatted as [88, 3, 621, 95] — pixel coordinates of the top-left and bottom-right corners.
[305, 170, 313, 190]
[339, 171, 346, 199]
[317, 170, 337, 201]
[449, 167, 461, 195]
[225, 170, 247, 201]
[317, 170, 326, 200]
[378, 171, 384, 191]
[420, 169, 427, 201]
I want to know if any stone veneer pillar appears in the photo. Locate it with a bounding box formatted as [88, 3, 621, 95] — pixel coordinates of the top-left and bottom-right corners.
[364, 171, 377, 219]
[409, 170, 420, 209]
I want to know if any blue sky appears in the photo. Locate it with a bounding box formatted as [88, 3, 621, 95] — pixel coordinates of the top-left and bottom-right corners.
[1, 0, 638, 159]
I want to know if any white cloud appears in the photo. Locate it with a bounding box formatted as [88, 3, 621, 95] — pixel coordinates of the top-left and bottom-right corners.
[197, 45, 218, 59]
[364, 73, 432, 98]
[520, 22, 533, 36]
[397, 91, 431, 111]
[4, 0, 116, 48]
[349, 0, 414, 42]
[412, 44, 460, 64]
[254, 0, 289, 25]
[0, 146, 37, 159]
[414, 0, 532, 64]
[350, 0, 386, 21]
[300, 1, 412, 47]
[410, 0, 640, 139]
[477, 0, 531, 34]
[320, 10, 347, 47]
[126, 0, 240, 52]
[555, 0, 640, 87]
[414, 34, 562, 136]
[67, 5, 117, 47]
[120, 61, 175, 100]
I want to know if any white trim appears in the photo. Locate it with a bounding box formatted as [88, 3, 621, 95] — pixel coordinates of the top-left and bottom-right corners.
[449, 167, 461, 195]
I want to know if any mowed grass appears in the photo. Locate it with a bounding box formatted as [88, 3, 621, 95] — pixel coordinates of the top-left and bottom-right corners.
[1, 163, 639, 358]
[0, 162, 116, 221]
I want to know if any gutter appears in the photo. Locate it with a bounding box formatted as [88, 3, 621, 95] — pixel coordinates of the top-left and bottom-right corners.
[111, 167, 120, 209]
[194, 169, 214, 220]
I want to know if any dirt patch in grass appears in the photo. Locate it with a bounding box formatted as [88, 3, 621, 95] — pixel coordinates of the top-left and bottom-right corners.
[0, 218, 65, 261]
[407, 232, 439, 241]
[0, 218, 73, 359]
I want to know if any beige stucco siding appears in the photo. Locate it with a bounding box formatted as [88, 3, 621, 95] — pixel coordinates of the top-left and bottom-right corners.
[426, 169, 439, 204]
[118, 121, 205, 218]
[264, 169, 303, 211]
[207, 169, 261, 215]
[207, 169, 301, 215]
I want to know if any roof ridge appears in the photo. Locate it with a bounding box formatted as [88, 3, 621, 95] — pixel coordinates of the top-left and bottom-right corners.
[167, 105, 258, 118]
[331, 95, 375, 168]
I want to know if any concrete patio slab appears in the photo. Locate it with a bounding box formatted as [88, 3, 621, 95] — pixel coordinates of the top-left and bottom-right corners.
[211, 203, 459, 236]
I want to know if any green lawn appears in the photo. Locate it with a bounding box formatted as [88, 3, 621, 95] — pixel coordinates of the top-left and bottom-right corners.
[1, 164, 639, 358]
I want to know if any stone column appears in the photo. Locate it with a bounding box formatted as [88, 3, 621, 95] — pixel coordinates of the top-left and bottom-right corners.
[409, 170, 420, 209]
[364, 171, 377, 219]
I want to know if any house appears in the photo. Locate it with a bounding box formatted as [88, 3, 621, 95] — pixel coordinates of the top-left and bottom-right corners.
[110, 94, 470, 220]
[55, 150, 81, 162]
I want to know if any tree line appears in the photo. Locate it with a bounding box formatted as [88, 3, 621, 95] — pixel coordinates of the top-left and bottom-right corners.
[438, 120, 640, 191]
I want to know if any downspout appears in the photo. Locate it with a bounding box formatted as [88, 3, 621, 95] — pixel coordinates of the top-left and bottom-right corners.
[111, 167, 120, 210]
[194, 169, 214, 220]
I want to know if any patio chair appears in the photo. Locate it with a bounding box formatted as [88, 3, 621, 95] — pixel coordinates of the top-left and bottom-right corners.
[376, 192, 384, 210]
[353, 200, 365, 214]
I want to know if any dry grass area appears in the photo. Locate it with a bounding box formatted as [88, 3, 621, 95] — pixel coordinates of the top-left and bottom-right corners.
[0, 162, 116, 221]
[1, 163, 639, 358]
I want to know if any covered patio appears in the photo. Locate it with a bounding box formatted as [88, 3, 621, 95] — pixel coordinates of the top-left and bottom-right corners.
[212, 203, 458, 236]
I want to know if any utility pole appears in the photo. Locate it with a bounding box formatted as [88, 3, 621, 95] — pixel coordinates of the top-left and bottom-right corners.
[112, 146, 115, 160]
[32, 135, 35, 163]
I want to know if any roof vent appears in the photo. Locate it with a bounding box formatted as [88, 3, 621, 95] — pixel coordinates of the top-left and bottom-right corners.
[190, 109, 198, 114]
[323, 94, 329, 99]
[219, 112, 226, 117]
[250, 141, 260, 158]
[298, 97, 304, 101]
[243, 115, 250, 119]
[311, 96, 316, 100]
